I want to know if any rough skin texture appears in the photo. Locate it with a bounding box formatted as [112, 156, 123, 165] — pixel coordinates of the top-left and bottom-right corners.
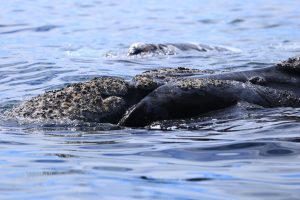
[276, 56, 300, 72]
[131, 67, 213, 91]
[174, 78, 300, 107]
[175, 78, 227, 89]
[6, 56, 300, 126]
[8, 77, 128, 123]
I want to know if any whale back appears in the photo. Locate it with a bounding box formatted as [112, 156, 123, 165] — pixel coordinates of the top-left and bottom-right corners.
[120, 78, 300, 127]
[187, 65, 300, 96]
[127, 42, 234, 56]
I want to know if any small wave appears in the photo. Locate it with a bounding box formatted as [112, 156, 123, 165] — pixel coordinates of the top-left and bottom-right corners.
[0, 23, 28, 28]
[0, 25, 60, 34]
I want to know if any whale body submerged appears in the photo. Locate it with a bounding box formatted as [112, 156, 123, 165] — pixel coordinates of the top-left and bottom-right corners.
[6, 56, 300, 128]
[127, 42, 238, 56]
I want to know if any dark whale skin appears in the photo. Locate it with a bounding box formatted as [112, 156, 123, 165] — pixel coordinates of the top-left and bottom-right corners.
[119, 78, 300, 127]
[7, 56, 300, 127]
[120, 56, 300, 127]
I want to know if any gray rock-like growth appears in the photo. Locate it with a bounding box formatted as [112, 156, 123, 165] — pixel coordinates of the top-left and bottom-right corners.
[6, 56, 300, 127]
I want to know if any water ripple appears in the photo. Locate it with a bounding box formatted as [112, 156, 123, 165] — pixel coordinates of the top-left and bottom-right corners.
[0, 25, 60, 34]
[1, 0, 300, 199]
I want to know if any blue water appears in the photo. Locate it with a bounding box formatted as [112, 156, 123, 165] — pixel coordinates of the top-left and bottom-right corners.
[1, 0, 300, 199]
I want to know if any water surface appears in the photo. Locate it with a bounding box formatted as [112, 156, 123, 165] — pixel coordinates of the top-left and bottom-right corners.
[1, 0, 300, 199]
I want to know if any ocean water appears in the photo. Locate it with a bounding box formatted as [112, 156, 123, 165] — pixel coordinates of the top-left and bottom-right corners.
[1, 0, 300, 199]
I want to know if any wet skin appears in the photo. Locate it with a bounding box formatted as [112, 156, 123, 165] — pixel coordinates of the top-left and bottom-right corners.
[7, 56, 300, 127]
[120, 58, 300, 127]
[127, 42, 231, 56]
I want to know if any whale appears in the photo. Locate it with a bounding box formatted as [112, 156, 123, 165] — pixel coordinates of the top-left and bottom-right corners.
[6, 56, 300, 128]
[120, 56, 300, 127]
[127, 42, 235, 56]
